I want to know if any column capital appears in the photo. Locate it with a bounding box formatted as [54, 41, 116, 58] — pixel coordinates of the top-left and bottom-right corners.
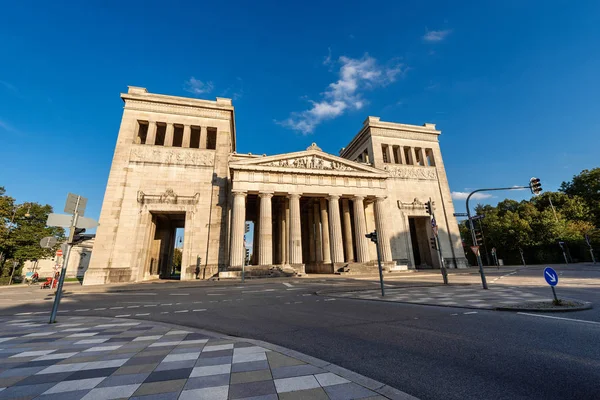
[259, 192, 274, 199]
[232, 190, 247, 197]
[375, 196, 387, 202]
[287, 192, 301, 199]
[352, 195, 365, 201]
[328, 195, 340, 201]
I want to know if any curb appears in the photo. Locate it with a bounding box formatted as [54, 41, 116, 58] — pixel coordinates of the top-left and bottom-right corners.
[494, 301, 593, 312]
[25, 314, 419, 400]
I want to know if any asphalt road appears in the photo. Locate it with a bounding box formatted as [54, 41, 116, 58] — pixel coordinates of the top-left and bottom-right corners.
[1, 266, 599, 400]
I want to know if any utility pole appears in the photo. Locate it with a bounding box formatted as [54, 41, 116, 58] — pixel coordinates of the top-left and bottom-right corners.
[465, 180, 539, 289]
[426, 198, 448, 284]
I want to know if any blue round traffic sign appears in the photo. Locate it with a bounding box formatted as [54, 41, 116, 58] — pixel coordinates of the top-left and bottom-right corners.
[544, 267, 558, 287]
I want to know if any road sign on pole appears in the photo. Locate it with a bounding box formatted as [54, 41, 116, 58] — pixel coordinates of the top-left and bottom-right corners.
[470, 245, 480, 256]
[75, 216, 99, 229]
[40, 236, 57, 249]
[56, 249, 63, 257]
[470, 214, 485, 221]
[453, 213, 468, 217]
[46, 213, 73, 228]
[64, 193, 87, 216]
[544, 266, 560, 303]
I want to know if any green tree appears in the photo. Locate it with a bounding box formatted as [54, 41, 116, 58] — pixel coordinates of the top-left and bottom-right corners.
[560, 168, 600, 227]
[0, 188, 65, 278]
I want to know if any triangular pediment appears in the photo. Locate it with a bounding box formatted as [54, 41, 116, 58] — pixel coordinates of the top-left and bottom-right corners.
[230, 143, 386, 176]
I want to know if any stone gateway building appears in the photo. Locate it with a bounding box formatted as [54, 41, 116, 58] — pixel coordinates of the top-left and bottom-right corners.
[83, 87, 468, 285]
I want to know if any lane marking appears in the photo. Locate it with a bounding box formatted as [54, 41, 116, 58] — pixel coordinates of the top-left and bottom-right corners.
[451, 313, 458, 316]
[161, 303, 173, 306]
[144, 304, 157, 307]
[161, 311, 169, 314]
[174, 310, 189, 313]
[283, 283, 293, 287]
[207, 293, 225, 296]
[518, 312, 600, 325]
[193, 309, 206, 312]
[115, 314, 130, 318]
[109, 307, 124, 310]
[75, 309, 89, 312]
[93, 308, 106, 311]
[127, 306, 140, 309]
[463, 311, 478, 315]
[170, 293, 189, 296]
[324, 298, 336, 301]
[135, 313, 150, 316]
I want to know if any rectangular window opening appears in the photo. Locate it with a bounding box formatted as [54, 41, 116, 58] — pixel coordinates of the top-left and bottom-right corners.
[392, 146, 400, 164]
[155, 123, 166, 146]
[381, 144, 389, 163]
[136, 121, 148, 144]
[172, 125, 184, 147]
[206, 128, 217, 150]
[403, 147, 412, 165]
[426, 149, 436, 166]
[190, 126, 201, 149]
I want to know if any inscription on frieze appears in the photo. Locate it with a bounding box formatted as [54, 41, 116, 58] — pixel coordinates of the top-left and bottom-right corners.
[129, 145, 215, 167]
[384, 165, 437, 180]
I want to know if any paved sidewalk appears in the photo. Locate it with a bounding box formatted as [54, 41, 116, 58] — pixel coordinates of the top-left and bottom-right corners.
[324, 285, 551, 309]
[0, 316, 414, 400]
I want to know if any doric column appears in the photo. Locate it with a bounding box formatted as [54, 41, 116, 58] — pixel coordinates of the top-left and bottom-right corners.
[182, 125, 191, 148]
[328, 195, 344, 264]
[320, 198, 331, 263]
[164, 124, 174, 147]
[200, 126, 208, 149]
[288, 193, 302, 265]
[409, 147, 417, 165]
[313, 201, 322, 262]
[308, 201, 315, 262]
[229, 191, 247, 267]
[258, 192, 273, 266]
[418, 148, 426, 166]
[280, 199, 287, 264]
[146, 121, 157, 145]
[341, 199, 354, 262]
[353, 196, 370, 263]
[374, 197, 393, 262]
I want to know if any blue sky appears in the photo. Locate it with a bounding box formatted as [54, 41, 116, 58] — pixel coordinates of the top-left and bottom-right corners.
[1, 0, 599, 226]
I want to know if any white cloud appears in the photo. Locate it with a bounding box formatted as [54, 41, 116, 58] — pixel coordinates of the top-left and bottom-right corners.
[451, 192, 493, 200]
[423, 29, 452, 42]
[277, 54, 405, 134]
[184, 77, 214, 95]
[0, 119, 15, 132]
[323, 47, 332, 65]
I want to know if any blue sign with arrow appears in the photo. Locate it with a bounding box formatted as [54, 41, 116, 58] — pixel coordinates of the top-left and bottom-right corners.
[544, 267, 558, 287]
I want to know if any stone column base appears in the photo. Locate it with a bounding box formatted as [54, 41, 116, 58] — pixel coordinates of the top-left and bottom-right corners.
[82, 268, 133, 285]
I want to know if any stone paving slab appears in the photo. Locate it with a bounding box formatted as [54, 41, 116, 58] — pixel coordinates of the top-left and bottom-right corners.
[0, 316, 417, 400]
[323, 285, 551, 309]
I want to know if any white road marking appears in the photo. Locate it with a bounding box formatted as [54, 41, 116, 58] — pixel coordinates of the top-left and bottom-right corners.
[127, 306, 140, 309]
[115, 314, 130, 318]
[286, 288, 303, 291]
[463, 311, 478, 315]
[93, 308, 106, 311]
[451, 313, 458, 316]
[75, 309, 89, 312]
[161, 303, 173, 306]
[283, 283, 293, 287]
[14, 312, 32, 315]
[193, 309, 206, 312]
[242, 289, 276, 293]
[518, 312, 600, 325]
[207, 293, 225, 296]
[109, 307, 124, 310]
[161, 311, 169, 314]
[170, 293, 189, 296]
[324, 298, 336, 301]
[174, 310, 189, 313]
[135, 313, 150, 316]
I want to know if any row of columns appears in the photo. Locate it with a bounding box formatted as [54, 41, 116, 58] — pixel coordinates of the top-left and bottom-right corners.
[229, 192, 393, 268]
[383, 145, 434, 167]
[144, 121, 209, 148]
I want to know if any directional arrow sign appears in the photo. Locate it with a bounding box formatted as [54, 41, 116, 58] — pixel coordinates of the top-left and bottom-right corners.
[76, 216, 99, 229]
[46, 213, 73, 228]
[544, 266, 558, 287]
[470, 214, 485, 221]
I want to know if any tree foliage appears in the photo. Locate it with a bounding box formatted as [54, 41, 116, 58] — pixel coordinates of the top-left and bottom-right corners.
[460, 168, 598, 265]
[0, 186, 65, 277]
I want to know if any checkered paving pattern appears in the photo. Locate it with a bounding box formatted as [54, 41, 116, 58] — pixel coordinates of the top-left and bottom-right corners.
[0, 316, 389, 399]
[330, 285, 550, 309]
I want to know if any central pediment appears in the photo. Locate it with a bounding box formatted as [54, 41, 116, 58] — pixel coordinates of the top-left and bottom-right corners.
[230, 143, 386, 177]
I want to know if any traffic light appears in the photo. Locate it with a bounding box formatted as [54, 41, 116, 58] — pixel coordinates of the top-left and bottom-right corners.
[245, 223, 250, 233]
[424, 201, 432, 216]
[71, 228, 86, 244]
[530, 177, 542, 195]
[244, 248, 250, 264]
[365, 231, 378, 243]
[430, 237, 437, 250]
[475, 231, 483, 246]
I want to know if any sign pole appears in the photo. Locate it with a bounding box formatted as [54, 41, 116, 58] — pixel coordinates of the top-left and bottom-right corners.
[49, 195, 80, 324]
[430, 198, 448, 284]
[551, 286, 558, 303]
[519, 248, 526, 267]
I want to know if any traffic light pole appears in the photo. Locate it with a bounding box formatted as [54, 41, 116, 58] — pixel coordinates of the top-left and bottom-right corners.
[49, 210, 78, 323]
[466, 186, 531, 290]
[429, 198, 448, 285]
[375, 236, 385, 297]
